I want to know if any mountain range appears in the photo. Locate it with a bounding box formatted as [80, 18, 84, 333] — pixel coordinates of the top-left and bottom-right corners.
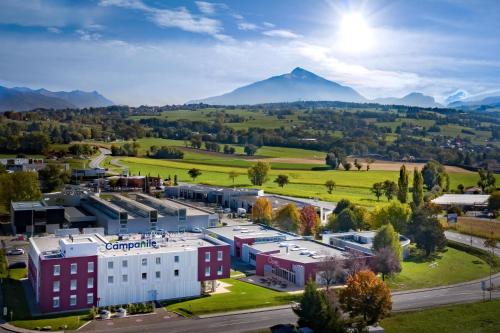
[190, 67, 444, 108]
[0, 86, 113, 111]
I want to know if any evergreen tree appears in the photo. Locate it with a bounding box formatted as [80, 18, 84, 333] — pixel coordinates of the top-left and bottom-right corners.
[412, 168, 424, 207]
[373, 224, 401, 258]
[397, 164, 409, 203]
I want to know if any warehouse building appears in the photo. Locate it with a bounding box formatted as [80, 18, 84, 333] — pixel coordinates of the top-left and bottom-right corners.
[10, 201, 65, 234]
[28, 232, 230, 313]
[431, 194, 490, 210]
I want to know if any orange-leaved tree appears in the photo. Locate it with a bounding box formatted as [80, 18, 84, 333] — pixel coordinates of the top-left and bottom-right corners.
[339, 269, 392, 325]
[273, 203, 300, 233]
[299, 205, 320, 236]
[251, 197, 273, 224]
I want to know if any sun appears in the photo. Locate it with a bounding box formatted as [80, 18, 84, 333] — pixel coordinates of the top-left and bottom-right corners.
[338, 12, 374, 53]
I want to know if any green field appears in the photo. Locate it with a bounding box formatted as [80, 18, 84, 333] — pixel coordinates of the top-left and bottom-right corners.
[114, 156, 482, 208]
[165, 278, 298, 316]
[387, 247, 491, 290]
[129, 108, 305, 130]
[382, 300, 500, 333]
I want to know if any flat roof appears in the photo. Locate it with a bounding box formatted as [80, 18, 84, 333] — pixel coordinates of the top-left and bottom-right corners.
[208, 224, 295, 240]
[250, 239, 350, 264]
[11, 201, 63, 211]
[431, 194, 490, 206]
[31, 233, 224, 258]
[64, 206, 95, 218]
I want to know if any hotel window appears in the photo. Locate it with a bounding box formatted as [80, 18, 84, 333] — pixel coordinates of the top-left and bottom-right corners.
[174, 255, 179, 263]
[70, 295, 77, 307]
[142, 258, 147, 266]
[108, 276, 114, 284]
[70, 279, 77, 291]
[217, 266, 223, 276]
[205, 252, 210, 262]
[142, 272, 147, 280]
[174, 269, 179, 277]
[87, 293, 94, 305]
[53, 265, 60, 276]
[122, 260, 128, 268]
[155, 257, 161, 265]
[52, 297, 60, 308]
[205, 266, 210, 277]
[217, 250, 223, 261]
[87, 277, 94, 289]
[108, 261, 114, 269]
[155, 271, 161, 279]
[87, 262, 94, 273]
[70, 263, 77, 275]
[122, 274, 128, 282]
[53, 281, 60, 292]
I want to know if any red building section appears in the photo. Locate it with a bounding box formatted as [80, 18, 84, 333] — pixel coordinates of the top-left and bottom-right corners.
[233, 236, 255, 258]
[197, 243, 231, 281]
[36, 255, 98, 313]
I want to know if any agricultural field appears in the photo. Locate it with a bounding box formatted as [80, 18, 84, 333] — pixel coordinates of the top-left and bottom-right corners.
[129, 108, 305, 130]
[111, 154, 484, 208]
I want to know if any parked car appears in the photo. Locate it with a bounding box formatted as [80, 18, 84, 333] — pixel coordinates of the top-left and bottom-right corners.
[191, 227, 202, 233]
[7, 248, 24, 255]
[8, 262, 27, 269]
[223, 208, 232, 214]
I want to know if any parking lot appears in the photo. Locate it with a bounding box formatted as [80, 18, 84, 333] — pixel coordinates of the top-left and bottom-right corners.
[1, 236, 29, 268]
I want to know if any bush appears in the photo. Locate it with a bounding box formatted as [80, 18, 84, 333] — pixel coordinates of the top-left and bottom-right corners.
[447, 240, 500, 270]
[447, 206, 463, 216]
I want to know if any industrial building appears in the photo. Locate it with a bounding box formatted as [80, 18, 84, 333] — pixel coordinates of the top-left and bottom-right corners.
[166, 184, 336, 224]
[28, 232, 230, 313]
[322, 231, 411, 259]
[431, 194, 491, 210]
[10, 201, 65, 234]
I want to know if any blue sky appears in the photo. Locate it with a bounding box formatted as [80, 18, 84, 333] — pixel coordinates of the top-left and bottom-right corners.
[0, 0, 499, 105]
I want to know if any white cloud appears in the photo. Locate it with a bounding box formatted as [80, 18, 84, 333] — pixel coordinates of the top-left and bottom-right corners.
[100, 0, 224, 38]
[195, 1, 216, 15]
[263, 22, 275, 28]
[262, 29, 301, 39]
[47, 27, 61, 34]
[238, 22, 259, 31]
[76, 29, 102, 41]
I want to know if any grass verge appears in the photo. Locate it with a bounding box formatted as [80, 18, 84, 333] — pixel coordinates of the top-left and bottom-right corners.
[382, 300, 500, 333]
[387, 246, 491, 291]
[165, 278, 299, 316]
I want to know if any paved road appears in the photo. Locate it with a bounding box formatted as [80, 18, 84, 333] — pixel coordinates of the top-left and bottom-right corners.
[89, 148, 111, 169]
[445, 230, 500, 256]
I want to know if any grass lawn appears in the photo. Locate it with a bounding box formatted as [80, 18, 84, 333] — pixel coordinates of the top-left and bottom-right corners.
[1, 279, 90, 331]
[387, 247, 491, 291]
[382, 300, 500, 333]
[165, 278, 299, 316]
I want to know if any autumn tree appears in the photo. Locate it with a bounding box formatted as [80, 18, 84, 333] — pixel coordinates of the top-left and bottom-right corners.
[373, 247, 402, 281]
[325, 180, 336, 194]
[339, 270, 392, 325]
[274, 174, 289, 188]
[397, 164, 409, 203]
[373, 223, 401, 258]
[251, 197, 272, 224]
[412, 168, 424, 207]
[344, 251, 369, 277]
[371, 182, 384, 201]
[248, 161, 270, 186]
[273, 204, 300, 233]
[299, 205, 320, 236]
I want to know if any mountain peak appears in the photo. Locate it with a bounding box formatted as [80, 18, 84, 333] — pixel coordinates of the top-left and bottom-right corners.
[188, 68, 366, 105]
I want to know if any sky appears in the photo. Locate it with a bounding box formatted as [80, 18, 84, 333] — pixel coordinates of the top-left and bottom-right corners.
[0, 0, 499, 106]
